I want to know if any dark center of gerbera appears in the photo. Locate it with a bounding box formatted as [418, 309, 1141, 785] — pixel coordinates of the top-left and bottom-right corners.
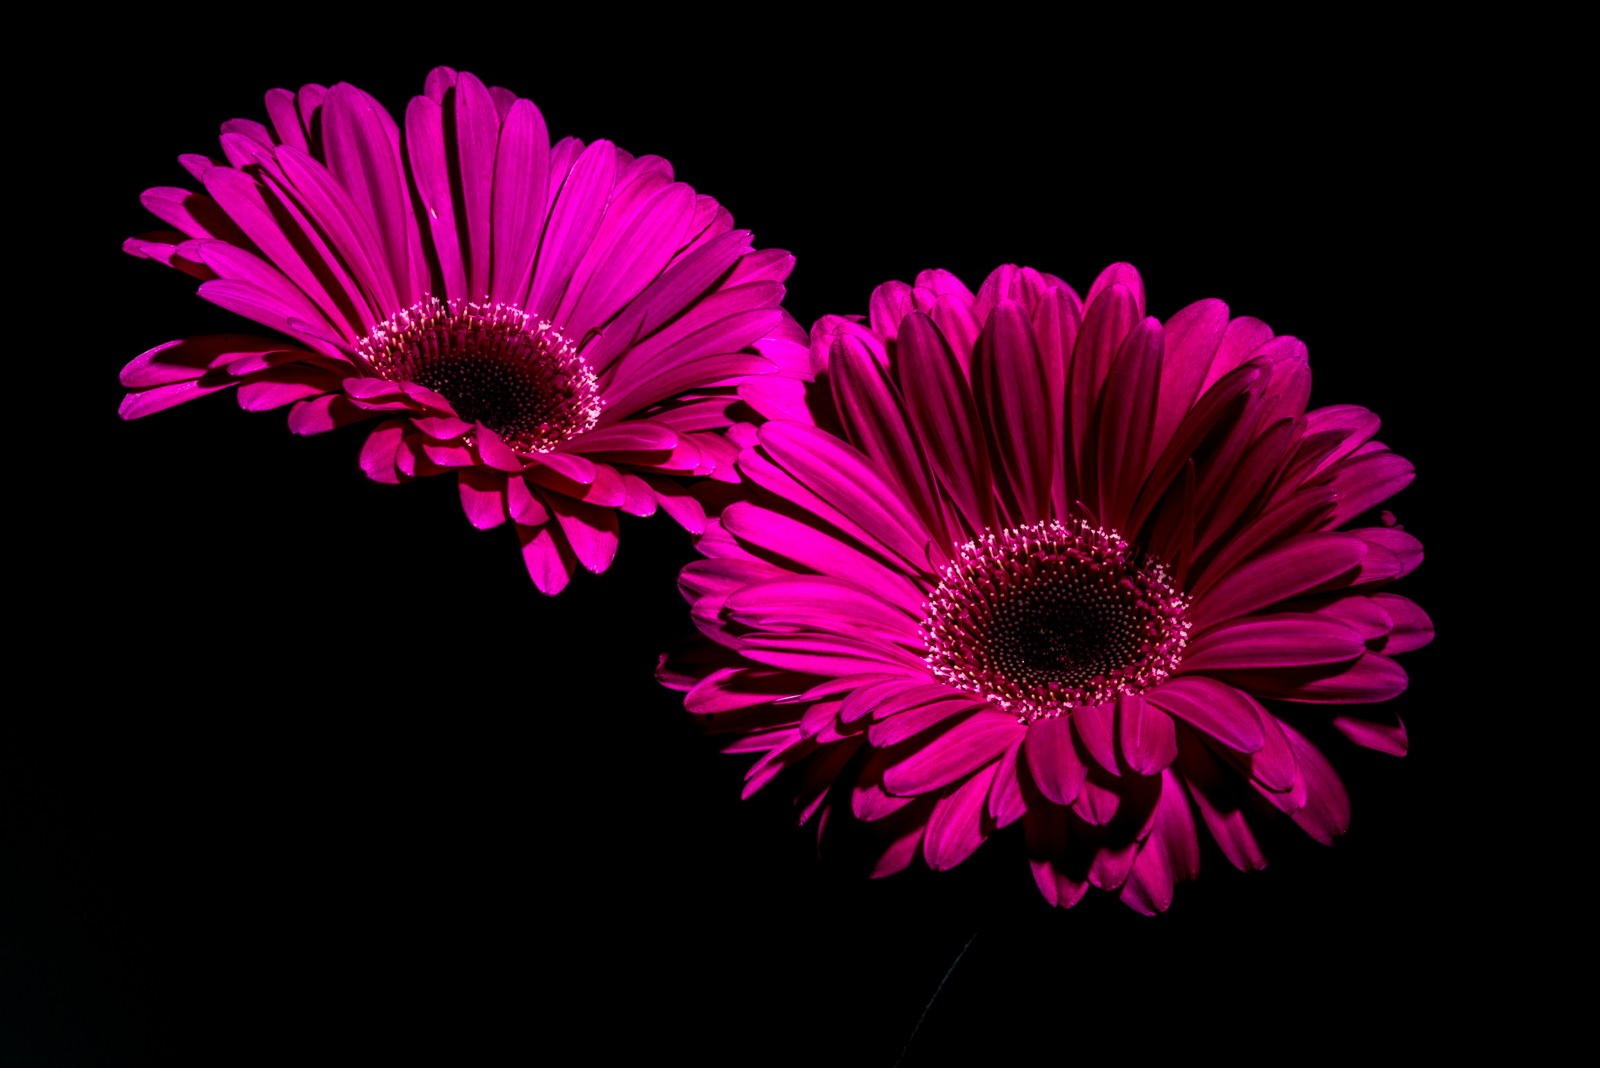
[919, 519, 1191, 723]
[358, 297, 602, 453]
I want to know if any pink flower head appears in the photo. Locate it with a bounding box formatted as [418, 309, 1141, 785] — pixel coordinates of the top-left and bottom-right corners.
[118, 66, 807, 594]
[662, 263, 1431, 913]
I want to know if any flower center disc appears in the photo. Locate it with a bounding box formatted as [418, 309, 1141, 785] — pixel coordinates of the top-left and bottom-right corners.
[920, 519, 1190, 722]
[359, 297, 602, 453]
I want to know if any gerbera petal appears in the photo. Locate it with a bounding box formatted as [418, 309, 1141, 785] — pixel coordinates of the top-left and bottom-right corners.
[1180, 614, 1366, 672]
[1120, 770, 1201, 915]
[357, 419, 407, 484]
[458, 468, 509, 530]
[974, 300, 1052, 523]
[898, 311, 997, 534]
[1023, 716, 1087, 806]
[1271, 722, 1350, 844]
[988, 740, 1028, 828]
[585, 230, 756, 373]
[923, 766, 998, 871]
[198, 169, 357, 335]
[120, 335, 300, 388]
[1191, 531, 1369, 624]
[1352, 527, 1425, 583]
[868, 699, 988, 748]
[685, 668, 806, 716]
[642, 477, 706, 535]
[488, 97, 551, 306]
[119, 377, 238, 419]
[264, 88, 307, 152]
[287, 394, 367, 435]
[882, 712, 1023, 797]
[1235, 651, 1409, 704]
[1201, 315, 1275, 393]
[1068, 281, 1140, 489]
[1151, 298, 1228, 461]
[235, 372, 337, 411]
[319, 82, 425, 306]
[562, 182, 699, 334]
[1072, 702, 1120, 776]
[543, 492, 619, 575]
[1179, 729, 1268, 872]
[1371, 593, 1434, 653]
[1144, 677, 1265, 754]
[1327, 449, 1416, 526]
[525, 139, 619, 319]
[720, 502, 927, 612]
[404, 95, 469, 303]
[1095, 318, 1164, 529]
[139, 186, 248, 244]
[1117, 693, 1178, 775]
[1333, 715, 1409, 756]
[599, 346, 775, 418]
[749, 422, 934, 572]
[828, 331, 944, 537]
[725, 578, 919, 641]
[1072, 773, 1121, 828]
[449, 71, 500, 303]
[840, 680, 946, 724]
[740, 631, 928, 678]
[518, 521, 575, 596]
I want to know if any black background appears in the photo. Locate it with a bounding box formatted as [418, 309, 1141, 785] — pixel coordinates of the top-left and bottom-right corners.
[12, 21, 1516, 1066]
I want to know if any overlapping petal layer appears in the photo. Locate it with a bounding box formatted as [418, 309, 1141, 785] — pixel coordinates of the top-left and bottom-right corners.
[119, 66, 807, 594]
[665, 263, 1430, 911]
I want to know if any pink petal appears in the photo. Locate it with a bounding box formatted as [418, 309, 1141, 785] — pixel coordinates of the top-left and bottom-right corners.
[1273, 722, 1350, 844]
[526, 139, 619, 318]
[518, 522, 575, 595]
[882, 712, 1022, 796]
[1151, 298, 1228, 462]
[922, 765, 998, 871]
[1333, 715, 1409, 756]
[1371, 594, 1433, 654]
[358, 419, 407, 484]
[974, 300, 1053, 523]
[869, 700, 987, 747]
[1023, 715, 1086, 806]
[119, 377, 237, 419]
[1071, 702, 1119, 775]
[1144, 677, 1264, 754]
[720, 502, 927, 612]
[1235, 651, 1409, 704]
[897, 311, 996, 534]
[488, 97, 552, 305]
[458, 468, 508, 530]
[642, 477, 705, 535]
[1328, 450, 1416, 526]
[319, 81, 425, 305]
[1191, 532, 1369, 624]
[1071, 773, 1120, 827]
[451, 71, 500, 303]
[987, 740, 1027, 827]
[544, 491, 620, 575]
[1117, 694, 1178, 775]
[404, 95, 468, 302]
[1180, 614, 1366, 672]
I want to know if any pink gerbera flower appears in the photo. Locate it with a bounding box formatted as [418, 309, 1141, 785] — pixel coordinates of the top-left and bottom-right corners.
[118, 66, 805, 594]
[661, 263, 1431, 912]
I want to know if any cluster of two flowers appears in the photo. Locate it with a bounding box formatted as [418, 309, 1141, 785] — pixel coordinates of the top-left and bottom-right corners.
[119, 67, 1429, 913]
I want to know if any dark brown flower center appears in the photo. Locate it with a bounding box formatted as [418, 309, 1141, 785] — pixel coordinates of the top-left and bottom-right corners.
[358, 297, 602, 453]
[919, 519, 1190, 722]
